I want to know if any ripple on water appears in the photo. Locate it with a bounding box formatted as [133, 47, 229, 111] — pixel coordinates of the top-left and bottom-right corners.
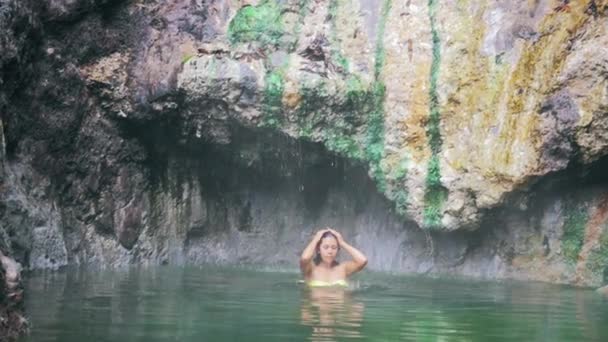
[19, 266, 608, 342]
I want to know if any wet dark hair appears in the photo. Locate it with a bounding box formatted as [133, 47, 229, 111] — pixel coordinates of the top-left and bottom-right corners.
[313, 231, 340, 266]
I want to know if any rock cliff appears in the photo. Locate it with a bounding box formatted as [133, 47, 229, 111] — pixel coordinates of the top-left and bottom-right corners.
[1, 0, 608, 297]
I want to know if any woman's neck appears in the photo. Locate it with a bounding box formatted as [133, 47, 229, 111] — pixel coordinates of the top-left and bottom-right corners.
[319, 260, 336, 268]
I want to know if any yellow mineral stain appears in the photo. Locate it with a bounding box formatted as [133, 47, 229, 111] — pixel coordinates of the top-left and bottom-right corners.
[282, 90, 301, 109]
[440, 2, 498, 174]
[381, 0, 432, 173]
[577, 79, 608, 128]
[401, 62, 431, 163]
[496, 1, 593, 174]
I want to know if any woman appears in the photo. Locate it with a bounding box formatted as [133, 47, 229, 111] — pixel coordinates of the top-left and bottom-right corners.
[300, 228, 368, 287]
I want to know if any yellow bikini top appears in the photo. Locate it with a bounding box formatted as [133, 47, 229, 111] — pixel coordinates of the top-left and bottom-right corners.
[307, 279, 348, 288]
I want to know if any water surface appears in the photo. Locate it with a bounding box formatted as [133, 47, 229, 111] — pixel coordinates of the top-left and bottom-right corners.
[20, 266, 608, 341]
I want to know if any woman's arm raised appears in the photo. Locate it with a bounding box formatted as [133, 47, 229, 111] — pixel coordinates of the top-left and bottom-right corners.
[300, 229, 326, 276]
[327, 228, 367, 276]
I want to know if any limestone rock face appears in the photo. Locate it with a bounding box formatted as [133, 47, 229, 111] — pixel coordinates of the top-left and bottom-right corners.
[62, 0, 608, 232]
[1, 0, 608, 289]
[171, 0, 608, 232]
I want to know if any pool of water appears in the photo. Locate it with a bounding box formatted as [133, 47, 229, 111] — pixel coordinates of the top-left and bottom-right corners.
[19, 266, 608, 341]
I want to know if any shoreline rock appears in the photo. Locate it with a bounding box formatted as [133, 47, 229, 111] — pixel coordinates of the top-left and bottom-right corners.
[0, 251, 27, 341]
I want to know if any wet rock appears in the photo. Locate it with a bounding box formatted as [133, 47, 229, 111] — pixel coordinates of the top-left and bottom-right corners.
[0, 118, 5, 177]
[0, 251, 27, 341]
[538, 90, 580, 173]
[43, 0, 125, 22]
[30, 225, 68, 269]
[0, 0, 41, 111]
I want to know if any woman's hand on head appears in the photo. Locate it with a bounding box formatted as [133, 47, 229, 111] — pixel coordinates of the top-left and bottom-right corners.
[326, 228, 345, 244]
[314, 229, 328, 241]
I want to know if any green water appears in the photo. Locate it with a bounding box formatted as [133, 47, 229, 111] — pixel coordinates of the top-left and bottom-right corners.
[20, 266, 608, 341]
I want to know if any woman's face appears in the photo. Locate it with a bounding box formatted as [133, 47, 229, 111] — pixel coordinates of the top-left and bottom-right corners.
[318, 236, 339, 263]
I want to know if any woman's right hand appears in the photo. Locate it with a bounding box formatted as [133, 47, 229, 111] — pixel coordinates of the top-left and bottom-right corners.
[313, 229, 328, 241]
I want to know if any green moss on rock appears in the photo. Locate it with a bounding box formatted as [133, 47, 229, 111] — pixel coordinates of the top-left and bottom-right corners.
[260, 70, 285, 128]
[359, 0, 391, 193]
[295, 80, 363, 159]
[423, 155, 447, 228]
[324, 131, 362, 160]
[422, 0, 446, 229]
[387, 157, 409, 215]
[587, 228, 608, 277]
[228, 1, 285, 46]
[365, 81, 387, 192]
[561, 201, 588, 264]
[342, 76, 373, 117]
[293, 83, 325, 137]
[299, 82, 328, 115]
[246, 0, 399, 206]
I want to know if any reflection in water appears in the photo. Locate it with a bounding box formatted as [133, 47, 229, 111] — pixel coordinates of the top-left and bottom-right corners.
[575, 289, 599, 341]
[300, 287, 364, 341]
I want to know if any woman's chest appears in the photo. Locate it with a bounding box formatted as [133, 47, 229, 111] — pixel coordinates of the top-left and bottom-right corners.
[310, 265, 346, 281]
